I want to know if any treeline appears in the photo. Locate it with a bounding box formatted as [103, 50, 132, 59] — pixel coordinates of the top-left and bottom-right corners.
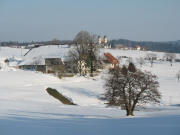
[1, 38, 180, 53]
[110, 39, 180, 53]
[0, 40, 74, 47]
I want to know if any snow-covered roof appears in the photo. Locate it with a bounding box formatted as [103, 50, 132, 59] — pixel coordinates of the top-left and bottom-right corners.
[19, 45, 70, 65]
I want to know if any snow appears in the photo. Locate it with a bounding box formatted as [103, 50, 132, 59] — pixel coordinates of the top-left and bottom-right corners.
[20, 45, 70, 65]
[101, 49, 180, 105]
[0, 47, 28, 58]
[1, 115, 180, 135]
[0, 46, 180, 135]
[101, 48, 169, 59]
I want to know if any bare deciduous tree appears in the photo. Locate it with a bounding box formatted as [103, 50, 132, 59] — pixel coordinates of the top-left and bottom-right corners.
[68, 31, 99, 76]
[146, 53, 157, 67]
[163, 53, 176, 66]
[51, 38, 60, 45]
[32, 56, 43, 71]
[125, 57, 133, 65]
[104, 63, 161, 116]
[176, 70, 180, 82]
[136, 57, 145, 67]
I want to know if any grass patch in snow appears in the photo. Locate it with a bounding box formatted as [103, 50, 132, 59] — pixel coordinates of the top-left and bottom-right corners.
[46, 88, 76, 105]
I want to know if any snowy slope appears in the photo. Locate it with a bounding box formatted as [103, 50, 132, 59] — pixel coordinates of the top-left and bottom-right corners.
[101, 49, 180, 105]
[0, 47, 180, 113]
[0, 47, 180, 114]
[0, 47, 28, 58]
[0, 47, 28, 69]
[0, 47, 180, 135]
[101, 48, 171, 59]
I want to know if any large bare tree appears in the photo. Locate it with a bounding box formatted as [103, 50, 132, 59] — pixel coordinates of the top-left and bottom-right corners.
[104, 63, 161, 116]
[32, 56, 43, 71]
[51, 38, 60, 45]
[68, 31, 99, 76]
[146, 53, 157, 67]
[136, 57, 145, 67]
[176, 70, 180, 82]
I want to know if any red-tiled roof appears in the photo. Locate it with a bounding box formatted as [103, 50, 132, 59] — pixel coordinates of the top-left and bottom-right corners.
[104, 53, 119, 65]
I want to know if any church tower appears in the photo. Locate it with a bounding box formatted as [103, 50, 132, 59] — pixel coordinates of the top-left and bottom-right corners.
[104, 35, 108, 44]
[98, 36, 102, 44]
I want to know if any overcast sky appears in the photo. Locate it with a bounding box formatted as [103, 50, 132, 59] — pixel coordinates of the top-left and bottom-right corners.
[0, 0, 180, 42]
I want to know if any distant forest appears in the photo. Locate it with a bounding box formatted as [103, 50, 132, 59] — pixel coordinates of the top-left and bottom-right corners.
[110, 39, 180, 53]
[0, 40, 74, 47]
[1, 39, 180, 53]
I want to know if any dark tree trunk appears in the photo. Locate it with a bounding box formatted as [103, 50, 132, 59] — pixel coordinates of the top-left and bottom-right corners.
[126, 103, 135, 116]
[90, 60, 93, 77]
[126, 109, 134, 116]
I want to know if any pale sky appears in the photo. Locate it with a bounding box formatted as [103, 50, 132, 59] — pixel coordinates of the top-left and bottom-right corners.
[0, 0, 180, 42]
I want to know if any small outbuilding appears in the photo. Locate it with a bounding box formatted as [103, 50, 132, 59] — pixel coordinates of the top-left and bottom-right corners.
[104, 53, 119, 68]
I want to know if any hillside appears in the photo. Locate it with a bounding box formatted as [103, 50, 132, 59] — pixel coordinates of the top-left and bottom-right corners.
[0, 46, 180, 135]
[111, 39, 180, 53]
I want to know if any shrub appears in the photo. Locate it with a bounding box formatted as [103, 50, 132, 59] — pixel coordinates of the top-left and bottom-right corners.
[63, 73, 74, 77]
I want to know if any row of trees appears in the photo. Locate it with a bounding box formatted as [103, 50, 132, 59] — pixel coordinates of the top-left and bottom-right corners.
[125, 53, 177, 68]
[110, 39, 180, 53]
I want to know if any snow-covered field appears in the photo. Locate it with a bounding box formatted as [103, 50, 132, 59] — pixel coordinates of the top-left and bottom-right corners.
[0, 46, 180, 135]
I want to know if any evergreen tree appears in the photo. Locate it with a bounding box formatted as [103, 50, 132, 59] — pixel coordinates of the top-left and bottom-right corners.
[128, 62, 136, 73]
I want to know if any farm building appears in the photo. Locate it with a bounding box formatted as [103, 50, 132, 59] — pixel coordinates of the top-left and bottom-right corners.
[103, 52, 119, 68]
[18, 45, 74, 75]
